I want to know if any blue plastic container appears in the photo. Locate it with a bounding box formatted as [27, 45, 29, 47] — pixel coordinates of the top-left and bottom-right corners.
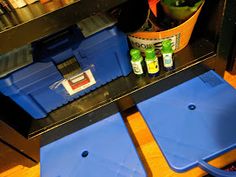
[40, 113, 147, 177]
[0, 25, 131, 119]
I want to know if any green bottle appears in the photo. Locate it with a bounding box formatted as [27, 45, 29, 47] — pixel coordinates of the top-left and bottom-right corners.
[161, 39, 174, 71]
[130, 49, 145, 76]
[145, 47, 160, 77]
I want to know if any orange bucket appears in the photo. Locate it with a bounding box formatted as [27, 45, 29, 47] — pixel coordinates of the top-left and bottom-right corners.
[128, 1, 204, 54]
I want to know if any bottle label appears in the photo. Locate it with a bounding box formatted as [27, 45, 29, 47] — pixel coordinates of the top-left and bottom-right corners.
[131, 60, 144, 75]
[163, 53, 173, 68]
[146, 58, 159, 74]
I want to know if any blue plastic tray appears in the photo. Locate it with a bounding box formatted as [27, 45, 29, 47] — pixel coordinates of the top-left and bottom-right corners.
[40, 113, 147, 177]
[137, 70, 236, 177]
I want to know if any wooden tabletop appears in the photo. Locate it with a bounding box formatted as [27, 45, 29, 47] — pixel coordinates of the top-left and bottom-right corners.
[124, 111, 236, 177]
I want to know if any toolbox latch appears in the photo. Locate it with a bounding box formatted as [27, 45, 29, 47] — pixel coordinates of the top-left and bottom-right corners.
[56, 57, 96, 95]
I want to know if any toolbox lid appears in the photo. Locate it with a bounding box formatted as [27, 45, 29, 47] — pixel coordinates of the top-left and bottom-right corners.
[77, 12, 117, 38]
[78, 26, 123, 57]
[41, 113, 147, 177]
[137, 70, 236, 172]
[32, 26, 84, 63]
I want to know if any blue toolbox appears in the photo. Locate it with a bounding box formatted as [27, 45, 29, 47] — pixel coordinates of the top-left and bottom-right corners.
[0, 24, 131, 119]
[137, 70, 236, 177]
[40, 113, 147, 177]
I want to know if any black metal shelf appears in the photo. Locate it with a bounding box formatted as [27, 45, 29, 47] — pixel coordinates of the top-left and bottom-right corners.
[0, 38, 216, 145]
[0, 0, 127, 53]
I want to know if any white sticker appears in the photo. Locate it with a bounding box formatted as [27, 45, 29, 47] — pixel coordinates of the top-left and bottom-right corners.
[62, 69, 96, 95]
[131, 60, 144, 75]
[163, 53, 173, 68]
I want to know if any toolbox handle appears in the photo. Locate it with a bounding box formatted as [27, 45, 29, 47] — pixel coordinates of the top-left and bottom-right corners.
[198, 160, 236, 177]
[46, 38, 69, 50]
[41, 27, 80, 51]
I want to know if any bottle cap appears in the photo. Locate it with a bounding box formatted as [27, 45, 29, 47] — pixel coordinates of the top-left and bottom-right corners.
[130, 49, 142, 60]
[161, 40, 173, 53]
[145, 47, 156, 59]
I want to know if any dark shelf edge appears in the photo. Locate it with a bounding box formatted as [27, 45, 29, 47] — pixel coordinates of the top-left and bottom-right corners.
[39, 63, 213, 146]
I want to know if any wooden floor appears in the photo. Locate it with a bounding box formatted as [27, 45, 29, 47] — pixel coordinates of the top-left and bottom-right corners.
[1, 71, 236, 177]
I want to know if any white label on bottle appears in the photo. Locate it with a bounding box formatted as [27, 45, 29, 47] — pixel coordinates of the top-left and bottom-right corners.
[146, 57, 159, 74]
[163, 53, 173, 68]
[131, 60, 143, 75]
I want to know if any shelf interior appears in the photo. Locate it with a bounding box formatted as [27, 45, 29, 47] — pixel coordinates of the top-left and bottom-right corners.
[0, 0, 127, 53]
[0, 37, 216, 139]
